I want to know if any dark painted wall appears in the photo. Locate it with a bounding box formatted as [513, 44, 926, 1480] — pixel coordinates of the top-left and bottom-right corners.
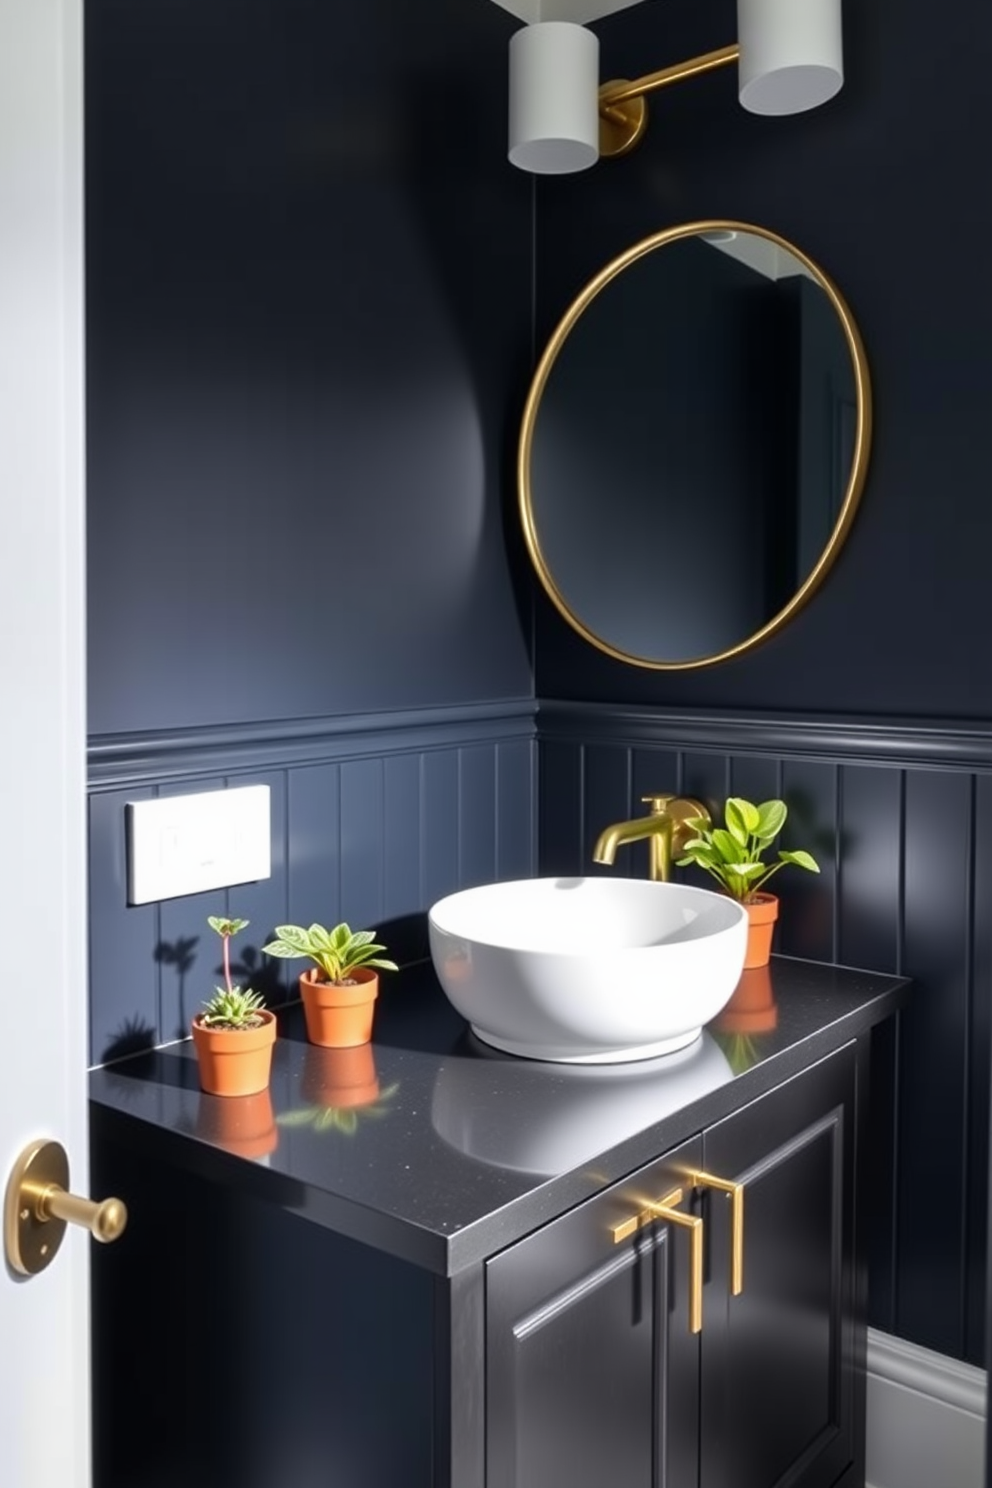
[86, 0, 532, 734]
[83, 3, 538, 1060]
[528, 0, 992, 1368]
[533, 0, 992, 715]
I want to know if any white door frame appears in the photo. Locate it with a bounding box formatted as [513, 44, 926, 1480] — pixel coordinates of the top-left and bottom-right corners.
[0, 2, 90, 1484]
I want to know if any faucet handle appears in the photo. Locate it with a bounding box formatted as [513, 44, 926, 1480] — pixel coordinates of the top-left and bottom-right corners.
[641, 794, 675, 816]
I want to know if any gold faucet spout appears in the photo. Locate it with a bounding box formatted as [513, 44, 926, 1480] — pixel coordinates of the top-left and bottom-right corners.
[592, 796, 710, 883]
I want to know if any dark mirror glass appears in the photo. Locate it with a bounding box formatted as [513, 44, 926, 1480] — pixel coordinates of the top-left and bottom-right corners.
[521, 223, 871, 669]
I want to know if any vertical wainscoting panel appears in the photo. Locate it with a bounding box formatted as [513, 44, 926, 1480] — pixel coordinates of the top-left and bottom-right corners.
[89, 786, 157, 1065]
[422, 751, 460, 912]
[496, 737, 538, 883]
[776, 760, 839, 965]
[539, 740, 584, 875]
[583, 745, 632, 873]
[536, 702, 991, 1366]
[224, 769, 289, 1006]
[899, 770, 974, 1357]
[969, 776, 992, 1361]
[458, 745, 498, 889]
[88, 705, 537, 1067]
[339, 757, 387, 930]
[287, 762, 342, 940]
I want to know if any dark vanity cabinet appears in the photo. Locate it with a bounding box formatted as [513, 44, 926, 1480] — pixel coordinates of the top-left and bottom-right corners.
[487, 1046, 859, 1488]
[90, 961, 900, 1488]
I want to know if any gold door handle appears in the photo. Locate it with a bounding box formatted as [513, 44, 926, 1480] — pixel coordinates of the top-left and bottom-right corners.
[4, 1138, 128, 1277]
[689, 1168, 744, 1296]
[612, 1186, 703, 1335]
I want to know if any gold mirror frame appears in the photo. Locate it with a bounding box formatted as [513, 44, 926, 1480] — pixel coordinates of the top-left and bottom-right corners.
[519, 220, 873, 670]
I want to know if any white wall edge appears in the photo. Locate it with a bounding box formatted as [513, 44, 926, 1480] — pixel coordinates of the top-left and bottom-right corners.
[866, 1328, 986, 1488]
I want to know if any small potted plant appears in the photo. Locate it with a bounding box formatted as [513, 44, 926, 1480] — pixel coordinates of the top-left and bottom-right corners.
[190, 917, 277, 1096]
[262, 922, 398, 1048]
[677, 798, 819, 968]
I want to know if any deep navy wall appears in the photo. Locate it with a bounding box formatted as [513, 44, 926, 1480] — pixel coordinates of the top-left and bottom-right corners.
[84, 3, 537, 1055]
[528, 0, 992, 1366]
[533, 0, 992, 715]
[85, 0, 532, 734]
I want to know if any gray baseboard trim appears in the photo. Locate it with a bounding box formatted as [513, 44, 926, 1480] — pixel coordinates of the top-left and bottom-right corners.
[865, 1328, 986, 1488]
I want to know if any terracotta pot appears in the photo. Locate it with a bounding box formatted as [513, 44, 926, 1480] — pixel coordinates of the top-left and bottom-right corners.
[299, 966, 378, 1048]
[742, 893, 779, 969]
[190, 1009, 277, 1097]
[196, 1088, 278, 1158]
[301, 1043, 380, 1108]
[716, 966, 779, 1035]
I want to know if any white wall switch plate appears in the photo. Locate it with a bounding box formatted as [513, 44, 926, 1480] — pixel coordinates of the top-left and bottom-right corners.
[126, 785, 271, 905]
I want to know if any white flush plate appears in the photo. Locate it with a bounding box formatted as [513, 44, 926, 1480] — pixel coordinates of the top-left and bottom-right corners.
[489, 0, 646, 25]
[126, 785, 271, 905]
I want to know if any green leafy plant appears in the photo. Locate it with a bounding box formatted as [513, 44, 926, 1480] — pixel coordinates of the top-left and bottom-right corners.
[677, 797, 820, 903]
[261, 922, 398, 984]
[200, 916, 268, 1029]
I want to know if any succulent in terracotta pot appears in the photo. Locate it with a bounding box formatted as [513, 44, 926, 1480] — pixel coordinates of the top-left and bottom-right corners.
[262, 922, 397, 1048]
[191, 917, 277, 1096]
[677, 798, 819, 968]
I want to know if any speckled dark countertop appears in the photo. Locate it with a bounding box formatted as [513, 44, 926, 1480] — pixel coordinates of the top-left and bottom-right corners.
[89, 955, 907, 1277]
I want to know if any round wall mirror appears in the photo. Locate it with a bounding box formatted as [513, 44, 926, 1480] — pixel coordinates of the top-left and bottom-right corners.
[519, 221, 872, 669]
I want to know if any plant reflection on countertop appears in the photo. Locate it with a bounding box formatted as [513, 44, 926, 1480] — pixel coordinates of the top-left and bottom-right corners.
[278, 1040, 399, 1135]
[278, 1084, 400, 1136]
[711, 1030, 762, 1076]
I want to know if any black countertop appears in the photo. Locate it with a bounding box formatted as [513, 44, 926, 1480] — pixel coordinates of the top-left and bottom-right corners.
[89, 955, 907, 1277]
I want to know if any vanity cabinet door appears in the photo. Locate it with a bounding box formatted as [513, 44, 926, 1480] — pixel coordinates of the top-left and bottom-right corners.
[486, 1135, 703, 1488]
[699, 1044, 858, 1488]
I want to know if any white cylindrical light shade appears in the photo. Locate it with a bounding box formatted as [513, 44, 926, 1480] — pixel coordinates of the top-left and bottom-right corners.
[737, 0, 843, 116]
[509, 22, 599, 175]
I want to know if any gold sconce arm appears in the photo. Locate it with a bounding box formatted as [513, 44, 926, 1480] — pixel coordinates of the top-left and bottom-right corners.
[598, 45, 741, 158]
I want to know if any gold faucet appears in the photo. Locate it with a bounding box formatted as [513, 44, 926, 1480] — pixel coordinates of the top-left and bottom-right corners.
[592, 795, 711, 883]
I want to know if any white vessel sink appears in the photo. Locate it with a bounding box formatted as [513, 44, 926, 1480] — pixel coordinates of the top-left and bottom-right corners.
[428, 876, 748, 1064]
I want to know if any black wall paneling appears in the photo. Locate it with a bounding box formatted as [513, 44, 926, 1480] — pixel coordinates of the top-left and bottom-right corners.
[88, 704, 537, 1068]
[538, 701, 991, 1367]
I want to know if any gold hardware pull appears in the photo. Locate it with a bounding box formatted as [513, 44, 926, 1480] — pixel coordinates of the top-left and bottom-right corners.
[689, 1169, 744, 1296]
[4, 1139, 128, 1277]
[612, 1186, 703, 1335]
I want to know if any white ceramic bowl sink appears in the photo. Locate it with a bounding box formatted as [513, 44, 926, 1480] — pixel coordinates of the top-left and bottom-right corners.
[428, 876, 748, 1064]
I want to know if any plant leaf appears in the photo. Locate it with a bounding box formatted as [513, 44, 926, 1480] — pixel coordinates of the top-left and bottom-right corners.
[308, 924, 335, 953]
[711, 829, 745, 864]
[261, 939, 300, 959]
[348, 930, 377, 949]
[271, 924, 311, 951]
[779, 849, 820, 873]
[755, 800, 787, 843]
[724, 798, 759, 844]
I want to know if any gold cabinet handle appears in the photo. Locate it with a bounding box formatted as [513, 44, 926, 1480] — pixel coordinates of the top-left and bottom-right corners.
[689, 1168, 744, 1296]
[4, 1139, 128, 1277]
[612, 1186, 703, 1335]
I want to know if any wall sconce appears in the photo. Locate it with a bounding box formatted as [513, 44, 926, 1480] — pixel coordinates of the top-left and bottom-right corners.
[503, 0, 844, 175]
